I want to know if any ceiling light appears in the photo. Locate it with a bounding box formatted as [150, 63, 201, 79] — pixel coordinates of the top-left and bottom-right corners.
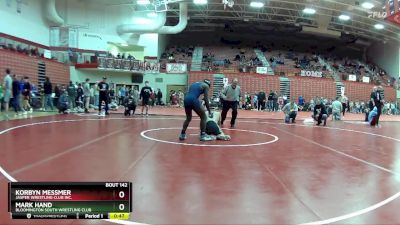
[374, 24, 384, 29]
[193, 0, 207, 5]
[137, 0, 150, 5]
[121, 43, 128, 47]
[338, 14, 350, 21]
[303, 8, 316, 14]
[250, 1, 264, 8]
[147, 12, 157, 17]
[361, 2, 374, 9]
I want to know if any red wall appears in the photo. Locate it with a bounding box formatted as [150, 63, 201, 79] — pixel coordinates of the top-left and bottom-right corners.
[290, 77, 336, 102]
[0, 49, 70, 85]
[189, 72, 397, 102]
[343, 81, 396, 102]
[189, 72, 280, 97]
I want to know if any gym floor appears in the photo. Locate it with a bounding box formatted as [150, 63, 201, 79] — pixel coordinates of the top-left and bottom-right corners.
[1, 108, 400, 225]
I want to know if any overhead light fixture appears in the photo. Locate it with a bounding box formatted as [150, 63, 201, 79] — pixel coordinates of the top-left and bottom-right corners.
[137, 0, 150, 5]
[193, 0, 207, 5]
[361, 2, 374, 9]
[121, 43, 128, 47]
[374, 24, 384, 29]
[338, 14, 350, 21]
[250, 1, 264, 8]
[147, 12, 157, 17]
[303, 8, 316, 14]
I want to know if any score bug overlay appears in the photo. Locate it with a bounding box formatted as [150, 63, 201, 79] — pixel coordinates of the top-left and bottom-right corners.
[8, 182, 132, 220]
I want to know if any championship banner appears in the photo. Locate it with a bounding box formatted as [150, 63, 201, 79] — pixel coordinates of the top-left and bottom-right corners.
[385, 0, 400, 26]
[348, 74, 357, 81]
[256, 67, 268, 74]
[300, 70, 322, 78]
[144, 58, 160, 73]
[166, 63, 187, 73]
[362, 76, 370, 83]
[97, 57, 160, 73]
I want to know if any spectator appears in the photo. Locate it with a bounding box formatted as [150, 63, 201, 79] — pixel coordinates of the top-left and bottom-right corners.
[257, 91, 266, 111]
[67, 81, 77, 109]
[156, 88, 163, 105]
[43, 77, 54, 111]
[2, 68, 12, 120]
[83, 78, 91, 113]
[12, 74, 21, 115]
[22, 76, 32, 113]
[58, 90, 69, 114]
[98, 77, 110, 116]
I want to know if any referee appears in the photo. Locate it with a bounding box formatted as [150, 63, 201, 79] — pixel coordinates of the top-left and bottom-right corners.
[370, 86, 384, 127]
[220, 78, 241, 128]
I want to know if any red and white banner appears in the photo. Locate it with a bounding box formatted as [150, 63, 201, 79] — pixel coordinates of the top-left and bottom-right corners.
[166, 63, 187, 73]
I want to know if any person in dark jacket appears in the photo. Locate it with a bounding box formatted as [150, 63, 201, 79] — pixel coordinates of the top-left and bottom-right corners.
[313, 99, 328, 126]
[67, 81, 76, 109]
[43, 77, 53, 110]
[365, 100, 374, 122]
[76, 83, 84, 109]
[370, 86, 384, 126]
[257, 91, 266, 111]
[156, 89, 163, 105]
[11, 74, 21, 114]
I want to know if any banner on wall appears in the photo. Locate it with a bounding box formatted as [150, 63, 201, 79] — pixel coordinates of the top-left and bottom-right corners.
[43, 50, 52, 59]
[98, 57, 160, 73]
[348, 74, 357, 81]
[256, 67, 269, 74]
[300, 70, 322, 78]
[362, 76, 370, 83]
[166, 63, 187, 73]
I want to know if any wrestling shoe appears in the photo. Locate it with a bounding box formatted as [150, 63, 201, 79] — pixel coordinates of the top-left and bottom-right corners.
[200, 134, 216, 141]
[179, 133, 187, 141]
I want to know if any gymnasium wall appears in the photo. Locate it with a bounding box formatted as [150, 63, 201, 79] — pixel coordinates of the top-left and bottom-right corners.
[188, 72, 280, 98]
[0, 49, 70, 86]
[0, 0, 49, 45]
[188, 72, 397, 102]
[343, 81, 396, 102]
[70, 68, 187, 103]
[367, 41, 400, 80]
[290, 77, 336, 102]
[57, 0, 161, 57]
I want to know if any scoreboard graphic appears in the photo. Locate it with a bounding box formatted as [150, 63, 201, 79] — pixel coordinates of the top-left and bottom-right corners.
[8, 182, 132, 220]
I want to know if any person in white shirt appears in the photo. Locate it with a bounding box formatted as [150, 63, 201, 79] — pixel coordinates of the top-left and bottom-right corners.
[83, 78, 91, 113]
[331, 97, 343, 121]
[220, 78, 241, 128]
[2, 68, 12, 120]
[205, 111, 231, 141]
